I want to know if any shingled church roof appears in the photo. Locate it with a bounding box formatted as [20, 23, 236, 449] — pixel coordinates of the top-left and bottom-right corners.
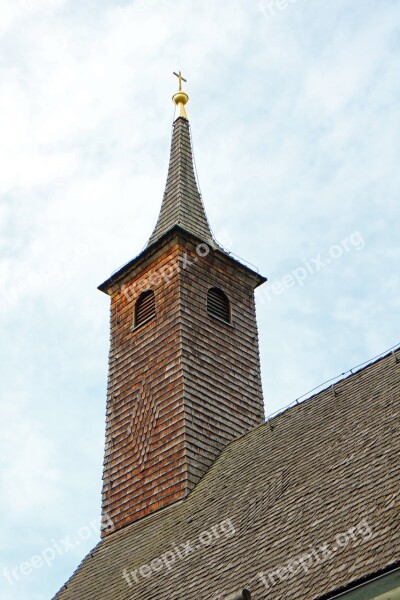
[146, 116, 217, 249]
[53, 347, 400, 600]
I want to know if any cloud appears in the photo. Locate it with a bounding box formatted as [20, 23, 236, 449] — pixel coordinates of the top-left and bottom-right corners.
[0, 0, 66, 33]
[0, 393, 60, 516]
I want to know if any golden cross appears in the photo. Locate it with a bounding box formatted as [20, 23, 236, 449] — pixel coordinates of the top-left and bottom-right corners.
[173, 70, 187, 91]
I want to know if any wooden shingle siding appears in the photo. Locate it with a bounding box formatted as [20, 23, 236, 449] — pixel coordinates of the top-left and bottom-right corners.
[101, 243, 187, 534]
[100, 231, 265, 535]
[179, 240, 265, 486]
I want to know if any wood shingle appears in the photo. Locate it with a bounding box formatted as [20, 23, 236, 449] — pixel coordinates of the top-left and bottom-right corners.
[53, 349, 400, 599]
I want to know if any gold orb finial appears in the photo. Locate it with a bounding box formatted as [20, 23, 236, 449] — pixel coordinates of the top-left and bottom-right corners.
[172, 70, 189, 120]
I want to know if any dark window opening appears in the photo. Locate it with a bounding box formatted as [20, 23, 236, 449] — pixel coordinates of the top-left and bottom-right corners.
[207, 287, 231, 323]
[135, 290, 155, 327]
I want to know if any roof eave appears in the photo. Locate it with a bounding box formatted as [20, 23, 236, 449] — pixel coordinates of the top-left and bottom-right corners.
[98, 225, 267, 295]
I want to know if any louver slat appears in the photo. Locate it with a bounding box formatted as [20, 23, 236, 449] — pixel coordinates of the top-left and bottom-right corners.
[207, 288, 230, 323]
[135, 291, 155, 326]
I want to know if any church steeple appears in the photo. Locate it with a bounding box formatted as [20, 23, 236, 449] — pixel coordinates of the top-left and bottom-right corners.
[147, 74, 216, 248]
[98, 75, 266, 537]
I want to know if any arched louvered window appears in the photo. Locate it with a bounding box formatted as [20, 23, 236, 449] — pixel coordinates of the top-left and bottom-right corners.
[135, 290, 155, 327]
[207, 287, 231, 324]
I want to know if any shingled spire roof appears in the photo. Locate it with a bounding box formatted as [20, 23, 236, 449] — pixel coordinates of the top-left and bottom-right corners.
[98, 76, 265, 294]
[147, 77, 216, 248]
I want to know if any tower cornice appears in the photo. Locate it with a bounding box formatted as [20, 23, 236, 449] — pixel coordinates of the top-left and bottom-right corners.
[98, 225, 266, 296]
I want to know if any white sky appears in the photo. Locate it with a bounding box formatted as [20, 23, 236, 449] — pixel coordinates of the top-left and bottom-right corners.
[0, 0, 399, 597]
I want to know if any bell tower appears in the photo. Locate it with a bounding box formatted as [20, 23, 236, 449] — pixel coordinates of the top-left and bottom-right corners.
[99, 74, 266, 536]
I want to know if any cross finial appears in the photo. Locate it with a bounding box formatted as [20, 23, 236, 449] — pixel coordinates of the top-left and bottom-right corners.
[172, 71, 189, 120]
[173, 70, 187, 92]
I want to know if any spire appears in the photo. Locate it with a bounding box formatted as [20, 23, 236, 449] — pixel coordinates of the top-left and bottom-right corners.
[146, 73, 216, 248]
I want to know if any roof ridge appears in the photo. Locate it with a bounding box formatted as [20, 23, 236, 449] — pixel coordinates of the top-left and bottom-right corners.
[212, 342, 400, 456]
[265, 342, 400, 422]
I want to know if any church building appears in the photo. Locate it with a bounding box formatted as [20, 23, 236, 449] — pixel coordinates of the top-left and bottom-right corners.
[54, 74, 400, 599]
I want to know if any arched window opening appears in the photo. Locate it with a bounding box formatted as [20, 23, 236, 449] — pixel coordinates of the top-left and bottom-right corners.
[207, 287, 231, 324]
[135, 290, 155, 327]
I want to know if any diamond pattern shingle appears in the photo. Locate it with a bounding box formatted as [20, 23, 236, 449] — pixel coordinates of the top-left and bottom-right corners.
[147, 117, 217, 248]
[53, 348, 400, 599]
